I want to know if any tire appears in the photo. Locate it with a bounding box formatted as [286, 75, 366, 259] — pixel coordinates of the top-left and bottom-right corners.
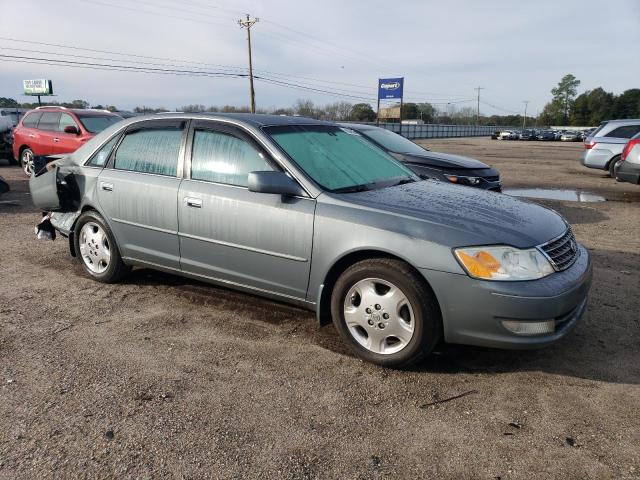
[608, 155, 621, 178]
[330, 258, 441, 368]
[74, 210, 131, 283]
[20, 148, 34, 177]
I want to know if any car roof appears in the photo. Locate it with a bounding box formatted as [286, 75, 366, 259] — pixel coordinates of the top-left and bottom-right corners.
[120, 112, 333, 128]
[27, 107, 119, 117]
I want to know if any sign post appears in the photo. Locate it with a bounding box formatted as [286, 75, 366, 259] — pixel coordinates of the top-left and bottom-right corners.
[23, 79, 54, 106]
[377, 77, 404, 133]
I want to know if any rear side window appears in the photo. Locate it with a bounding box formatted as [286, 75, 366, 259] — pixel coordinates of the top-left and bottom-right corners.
[191, 129, 272, 186]
[38, 112, 61, 131]
[87, 135, 120, 167]
[22, 112, 42, 128]
[605, 125, 640, 139]
[114, 127, 183, 176]
[58, 113, 78, 132]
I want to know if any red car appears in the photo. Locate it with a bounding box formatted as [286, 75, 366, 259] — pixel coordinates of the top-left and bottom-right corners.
[12, 107, 122, 176]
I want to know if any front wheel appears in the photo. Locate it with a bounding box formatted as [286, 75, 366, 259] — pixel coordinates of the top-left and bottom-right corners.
[20, 148, 34, 176]
[330, 258, 441, 368]
[74, 211, 131, 283]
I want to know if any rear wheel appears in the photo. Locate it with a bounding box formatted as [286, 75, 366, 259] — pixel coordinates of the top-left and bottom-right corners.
[20, 148, 34, 176]
[330, 258, 441, 368]
[74, 211, 130, 283]
[608, 155, 621, 178]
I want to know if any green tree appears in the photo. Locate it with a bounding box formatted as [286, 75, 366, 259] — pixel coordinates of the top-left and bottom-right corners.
[551, 74, 581, 125]
[401, 102, 419, 120]
[0, 97, 19, 108]
[416, 103, 435, 123]
[350, 103, 376, 122]
[612, 89, 640, 119]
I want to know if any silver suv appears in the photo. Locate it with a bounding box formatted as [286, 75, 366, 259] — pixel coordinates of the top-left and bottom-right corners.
[581, 119, 640, 176]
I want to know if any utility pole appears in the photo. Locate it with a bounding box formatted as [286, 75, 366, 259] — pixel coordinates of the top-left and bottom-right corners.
[522, 100, 529, 130]
[238, 14, 259, 113]
[474, 87, 484, 126]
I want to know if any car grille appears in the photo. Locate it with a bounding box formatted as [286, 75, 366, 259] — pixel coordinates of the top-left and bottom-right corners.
[539, 227, 579, 271]
[483, 175, 500, 182]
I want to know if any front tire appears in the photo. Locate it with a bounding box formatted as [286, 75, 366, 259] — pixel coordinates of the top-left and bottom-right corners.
[330, 258, 441, 368]
[74, 211, 130, 283]
[20, 148, 34, 176]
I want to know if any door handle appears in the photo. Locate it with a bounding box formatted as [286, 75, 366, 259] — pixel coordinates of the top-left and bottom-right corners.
[28, 134, 35, 138]
[53, 138, 60, 142]
[100, 182, 114, 192]
[184, 197, 202, 208]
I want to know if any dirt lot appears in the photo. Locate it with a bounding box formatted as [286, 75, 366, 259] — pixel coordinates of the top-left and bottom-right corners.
[1, 138, 639, 479]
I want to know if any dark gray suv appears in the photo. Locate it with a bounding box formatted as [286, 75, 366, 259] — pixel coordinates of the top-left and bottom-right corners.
[30, 114, 592, 367]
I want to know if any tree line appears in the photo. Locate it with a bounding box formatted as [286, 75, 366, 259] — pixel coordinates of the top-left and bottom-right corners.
[538, 74, 640, 126]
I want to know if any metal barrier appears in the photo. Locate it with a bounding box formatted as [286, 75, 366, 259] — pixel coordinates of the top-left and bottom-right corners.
[345, 122, 512, 139]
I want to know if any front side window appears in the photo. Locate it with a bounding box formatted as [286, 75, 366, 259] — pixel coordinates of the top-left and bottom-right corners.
[22, 112, 42, 128]
[87, 135, 120, 167]
[114, 127, 183, 176]
[76, 114, 123, 133]
[37, 112, 61, 131]
[191, 130, 272, 186]
[58, 113, 78, 132]
[265, 125, 415, 192]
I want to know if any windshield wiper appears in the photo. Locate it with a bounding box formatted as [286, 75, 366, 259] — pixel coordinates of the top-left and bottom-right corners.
[331, 183, 371, 193]
[390, 177, 416, 187]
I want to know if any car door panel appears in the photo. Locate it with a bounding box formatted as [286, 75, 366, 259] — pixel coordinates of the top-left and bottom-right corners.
[178, 180, 315, 298]
[96, 120, 187, 270]
[177, 122, 315, 299]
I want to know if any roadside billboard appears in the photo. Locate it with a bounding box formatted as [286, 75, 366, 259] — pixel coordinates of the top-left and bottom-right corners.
[23, 79, 54, 96]
[378, 78, 404, 100]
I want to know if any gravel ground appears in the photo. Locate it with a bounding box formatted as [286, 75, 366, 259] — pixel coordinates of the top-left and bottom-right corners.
[0, 138, 638, 479]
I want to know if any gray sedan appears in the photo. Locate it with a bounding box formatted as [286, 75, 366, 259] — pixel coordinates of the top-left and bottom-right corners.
[30, 114, 592, 367]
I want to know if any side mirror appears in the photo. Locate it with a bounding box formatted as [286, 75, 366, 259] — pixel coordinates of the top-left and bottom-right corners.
[248, 171, 305, 197]
[64, 125, 80, 135]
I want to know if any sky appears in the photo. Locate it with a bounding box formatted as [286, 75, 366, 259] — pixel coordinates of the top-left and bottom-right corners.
[1, 0, 639, 115]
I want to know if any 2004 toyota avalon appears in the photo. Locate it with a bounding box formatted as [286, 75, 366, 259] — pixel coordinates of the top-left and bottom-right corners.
[30, 114, 592, 368]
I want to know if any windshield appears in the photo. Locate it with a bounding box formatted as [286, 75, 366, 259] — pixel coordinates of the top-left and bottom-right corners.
[265, 125, 416, 192]
[358, 127, 428, 155]
[76, 114, 123, 133]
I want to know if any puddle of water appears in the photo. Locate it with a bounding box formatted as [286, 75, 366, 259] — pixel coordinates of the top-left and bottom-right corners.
[503, 188, 606, 203]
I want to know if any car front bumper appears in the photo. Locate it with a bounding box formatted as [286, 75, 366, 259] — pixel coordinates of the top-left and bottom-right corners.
[615, 160, 640, 184]
[420, 244, 592, 349]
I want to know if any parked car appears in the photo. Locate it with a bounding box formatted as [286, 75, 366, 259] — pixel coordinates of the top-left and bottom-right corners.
[581, 119, 640, 177]
[0, 108, 27, 163]
[537, 130, 556, 141]
[560, 131, 580, 142]
[498, 130, 516, 140]
[491, 130, 500, 140]
[519, 130, 535, 141]
[29, 113, 592, 368]
[12, 106, 123, 176]
[339, 124, 501, 191]
[614, 132, 640, 185]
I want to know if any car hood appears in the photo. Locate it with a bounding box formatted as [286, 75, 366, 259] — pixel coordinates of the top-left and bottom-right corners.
[396, 151, 489, 169]
[333, 180, 567, 248]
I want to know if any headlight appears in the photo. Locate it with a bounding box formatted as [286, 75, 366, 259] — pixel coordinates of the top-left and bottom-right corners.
[454, 245, 554, 281]
[444, 175, 481, 186]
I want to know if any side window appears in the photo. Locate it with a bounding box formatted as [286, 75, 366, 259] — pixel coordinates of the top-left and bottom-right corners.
[113, 127, 183, 176]
[22, 112, 42, 128]
[606, 125, 640, 139]
[87, 135, 120, 167]
[58, 113, 78, 132]
[38, 112, 61, 131]
[191, 129, 272, 186]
